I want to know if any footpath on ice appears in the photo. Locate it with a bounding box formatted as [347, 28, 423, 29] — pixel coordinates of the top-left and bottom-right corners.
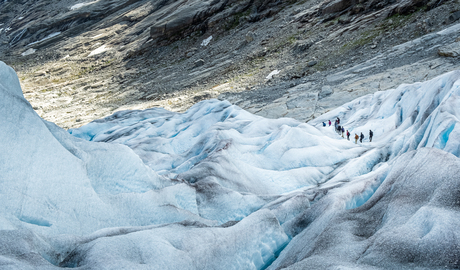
[1, 60, 460, 269]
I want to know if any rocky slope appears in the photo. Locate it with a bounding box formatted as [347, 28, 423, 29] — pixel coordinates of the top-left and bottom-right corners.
[1, 0, 459, 128]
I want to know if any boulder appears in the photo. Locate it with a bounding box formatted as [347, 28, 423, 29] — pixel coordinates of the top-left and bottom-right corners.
[438, 42, 460, 57]
[447, 10, 460, 23]
[318, 85, 333, 99]
[194, 59, 205, 68]
[393, 0, 429, 14]
[320, 0, 355, 15]
[293, 40, 313, 52]
[245, 31, 256, 43]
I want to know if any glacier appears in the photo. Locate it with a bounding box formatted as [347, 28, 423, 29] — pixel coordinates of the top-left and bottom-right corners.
[1, 60, 460, 269]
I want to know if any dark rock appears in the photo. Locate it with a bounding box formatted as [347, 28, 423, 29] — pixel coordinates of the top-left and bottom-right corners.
[393, 0, 430, 14]
[293, 40, 313, 52]
[351, 3, 365, 14]
[320, 0, 355, 15]
[338, 15, 352, 24]
[194, 59, 205, 68]
[447, 10, 460, 23]
[307, 61, 318, 67]
[193, 93, 211, 102]
[150, 0, 228, 41]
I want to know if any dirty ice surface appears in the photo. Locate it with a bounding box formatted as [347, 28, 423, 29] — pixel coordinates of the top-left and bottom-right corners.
[1, 59, 460, 269]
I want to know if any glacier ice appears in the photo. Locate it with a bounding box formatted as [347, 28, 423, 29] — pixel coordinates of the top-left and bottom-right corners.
[1, 59, 460, 269]
[268, 148, 460, 269]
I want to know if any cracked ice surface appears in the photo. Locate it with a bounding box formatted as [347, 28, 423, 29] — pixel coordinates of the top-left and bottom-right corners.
[1, 59, 460, 269]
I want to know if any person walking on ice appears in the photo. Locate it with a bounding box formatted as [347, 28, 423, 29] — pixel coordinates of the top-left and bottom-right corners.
[360, 132, 364, 143]
[369, 130, 373, 142]
[347, 130, 350, 140]
[354, 133, 359, 144]
[341, 126, 345, 138]
[328, 120, 331, 126]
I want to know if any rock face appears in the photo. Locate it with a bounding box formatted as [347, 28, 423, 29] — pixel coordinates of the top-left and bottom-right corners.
[0, 0, 459, 129]
[148, 0, 289, 42]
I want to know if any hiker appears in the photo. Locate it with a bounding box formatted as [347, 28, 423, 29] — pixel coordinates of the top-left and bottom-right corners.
[346, 130, 350, 140]
[369, 130, 373, 142]
[354, 133, 359, 144]
[360, 132, 364, 143]
[337, 117, 340, 125]
[328, 120, 331, 126]
[341, 126, 345, 138]
[322, 122, 326, 127]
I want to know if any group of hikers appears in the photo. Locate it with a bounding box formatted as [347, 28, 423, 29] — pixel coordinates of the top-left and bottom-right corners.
[322, 117, 373, 144]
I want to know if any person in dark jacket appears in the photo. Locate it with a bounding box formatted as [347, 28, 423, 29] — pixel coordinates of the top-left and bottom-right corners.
[341, 126, 345, 138]
[322, 122, 326, 127]
[346, 130, 350, 140]
[360, 132, 364, 143]
[369, 130, 374, 142]
[328, 120, 331, 126]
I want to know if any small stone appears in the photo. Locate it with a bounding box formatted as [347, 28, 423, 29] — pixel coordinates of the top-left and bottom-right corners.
[307, 61, 317, 67]
[293, 40, 313, 52]
[245, 31, 255, 42]
[185, 48, 197, 58]
[194, 59, 205, 68]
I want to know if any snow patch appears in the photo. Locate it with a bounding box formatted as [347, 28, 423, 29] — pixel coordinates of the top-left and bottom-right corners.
[27, 32, 61, 46]
[70, 1, 98, 10]
[201, 36, 212, 46]
[266, 70, 280, 80]
[21, 48, 36, 56]
[88, 44, 109, 56]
